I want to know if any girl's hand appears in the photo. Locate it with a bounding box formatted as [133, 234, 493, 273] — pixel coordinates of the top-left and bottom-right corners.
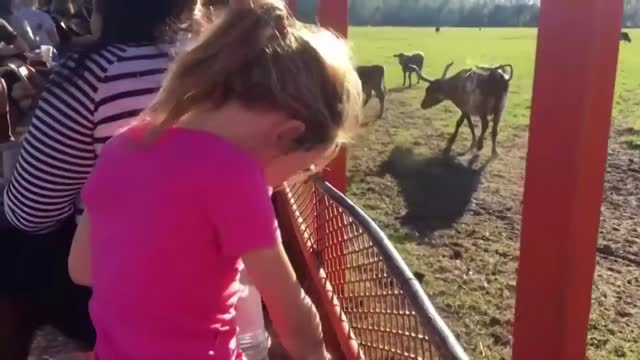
[307, 349, 332, 360]
[243, 245, 328, 360]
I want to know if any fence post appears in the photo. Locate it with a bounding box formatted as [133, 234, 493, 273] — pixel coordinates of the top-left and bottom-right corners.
[512, 0, 623, 359]
[317, 0, 348, 194]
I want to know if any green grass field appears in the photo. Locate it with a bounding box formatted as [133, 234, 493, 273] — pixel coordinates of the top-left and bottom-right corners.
[346, 27, 640, 359]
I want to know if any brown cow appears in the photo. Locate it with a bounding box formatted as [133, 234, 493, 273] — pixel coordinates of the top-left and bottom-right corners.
[356, 65, 386, 119]
[411, 62, 513, 157]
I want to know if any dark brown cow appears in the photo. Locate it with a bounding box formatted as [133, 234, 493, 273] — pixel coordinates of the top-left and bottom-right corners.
[356, 65, 386, 119]
[393, 52, 424, 87]
[621, 31, 632, 43]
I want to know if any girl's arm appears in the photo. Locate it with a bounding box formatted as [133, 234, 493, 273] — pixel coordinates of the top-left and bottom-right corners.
[69, 212, 92, 286]
[243, 245, 330, 360]
[209, 165, 329, 359]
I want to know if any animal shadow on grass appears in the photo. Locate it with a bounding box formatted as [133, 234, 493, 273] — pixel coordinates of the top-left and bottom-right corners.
[381, 146, 491, 243]
[387, 85, 415, 94]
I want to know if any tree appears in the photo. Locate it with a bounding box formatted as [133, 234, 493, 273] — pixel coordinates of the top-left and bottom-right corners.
[345, 0, 637, 27]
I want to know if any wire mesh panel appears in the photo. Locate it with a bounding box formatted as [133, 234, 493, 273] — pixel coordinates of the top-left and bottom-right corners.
[280, 179, 468, 360]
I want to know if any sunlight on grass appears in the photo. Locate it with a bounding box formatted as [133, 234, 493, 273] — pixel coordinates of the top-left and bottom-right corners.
[351, 27, 640, 132]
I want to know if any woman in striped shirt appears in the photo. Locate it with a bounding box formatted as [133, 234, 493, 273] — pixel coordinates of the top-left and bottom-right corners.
[0, 0, 194, 358]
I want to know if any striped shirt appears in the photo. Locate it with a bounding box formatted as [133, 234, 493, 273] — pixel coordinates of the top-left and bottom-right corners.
[3, 43, 171, 233]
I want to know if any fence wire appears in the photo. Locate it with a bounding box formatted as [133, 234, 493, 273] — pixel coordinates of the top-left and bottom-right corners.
[282, 179, 468, 360]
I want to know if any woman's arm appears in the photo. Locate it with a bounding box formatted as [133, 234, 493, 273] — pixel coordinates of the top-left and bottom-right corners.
[2, 54, 100, 233]
[69, 212, 92, 286]
[243, 246, 330, 360]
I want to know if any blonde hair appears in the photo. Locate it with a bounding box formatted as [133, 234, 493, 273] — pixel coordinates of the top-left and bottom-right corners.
[146, 0, 362, 149]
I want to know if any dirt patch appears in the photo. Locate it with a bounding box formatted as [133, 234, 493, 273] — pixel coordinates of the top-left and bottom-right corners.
[28, 327, 85, 360]
[347, 92, 639, 358]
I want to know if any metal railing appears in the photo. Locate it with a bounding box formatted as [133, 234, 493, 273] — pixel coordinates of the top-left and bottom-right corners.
[279, 178, 468, 360]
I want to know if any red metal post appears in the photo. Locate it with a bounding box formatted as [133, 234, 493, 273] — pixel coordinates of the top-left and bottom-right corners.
[315, 0, 349, 308]
[512, 0, 623, 359]
[317, 0, 349, 193]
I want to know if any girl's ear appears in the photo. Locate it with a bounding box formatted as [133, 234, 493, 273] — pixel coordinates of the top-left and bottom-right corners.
[274, 119, 305, 153]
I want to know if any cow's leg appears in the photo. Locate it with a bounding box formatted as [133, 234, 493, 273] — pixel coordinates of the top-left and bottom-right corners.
[464, 114, 477, 153]
[408, 71, 413, 87]
[477, 114, 490, 151]
[490, 111, 502, 158]
[363, 87, 372, 107]
[444, 113, 467, 154]
[374, 86, 385, 118]
[402, 71, 407, 87]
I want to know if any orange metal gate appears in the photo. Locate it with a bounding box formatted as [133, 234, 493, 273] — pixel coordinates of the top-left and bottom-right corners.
[276, 180, 468, 359]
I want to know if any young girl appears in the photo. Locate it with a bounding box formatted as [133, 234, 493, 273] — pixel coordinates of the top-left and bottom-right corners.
[68, 1, 362, 360]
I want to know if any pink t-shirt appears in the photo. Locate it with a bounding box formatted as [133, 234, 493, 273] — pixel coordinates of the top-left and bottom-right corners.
[82, 126, 280, 360]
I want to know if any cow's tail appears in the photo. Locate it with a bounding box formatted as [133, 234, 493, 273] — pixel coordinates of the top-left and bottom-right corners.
[382, 67, 387, 94]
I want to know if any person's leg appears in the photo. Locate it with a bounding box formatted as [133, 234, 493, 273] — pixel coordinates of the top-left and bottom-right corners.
[0, 216, 96, 354]
[41, 218, 96, 349]
[0, 299, 42, 360]
[49, 285, 95, 349]
[0, 224, 47, 360]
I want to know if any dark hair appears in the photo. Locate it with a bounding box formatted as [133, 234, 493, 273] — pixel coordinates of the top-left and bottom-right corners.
[94, 0, 194, 45]
[0, 0, 13, 20]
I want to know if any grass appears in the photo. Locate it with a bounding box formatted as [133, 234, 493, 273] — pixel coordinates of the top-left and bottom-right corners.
[351, 27, 640, 133]
[351, 27, 536, 129]
[344, 27, 640, 359]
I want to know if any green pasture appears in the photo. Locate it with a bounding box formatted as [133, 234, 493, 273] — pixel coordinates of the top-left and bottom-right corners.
[350, 27, 640, 142]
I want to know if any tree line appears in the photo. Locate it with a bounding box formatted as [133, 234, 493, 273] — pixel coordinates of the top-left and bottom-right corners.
[344, 0, 640, 28]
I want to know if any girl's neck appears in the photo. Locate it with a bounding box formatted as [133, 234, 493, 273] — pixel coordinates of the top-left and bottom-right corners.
[177, 103, 279, 165]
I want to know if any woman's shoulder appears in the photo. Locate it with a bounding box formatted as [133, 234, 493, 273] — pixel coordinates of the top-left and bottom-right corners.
[64, 43, 171, 63]
[98, 43, 173, 73]
[55, 43, 171, 79]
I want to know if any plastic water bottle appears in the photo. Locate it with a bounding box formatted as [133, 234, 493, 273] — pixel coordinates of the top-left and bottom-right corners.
[236, 269, 270, 360]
